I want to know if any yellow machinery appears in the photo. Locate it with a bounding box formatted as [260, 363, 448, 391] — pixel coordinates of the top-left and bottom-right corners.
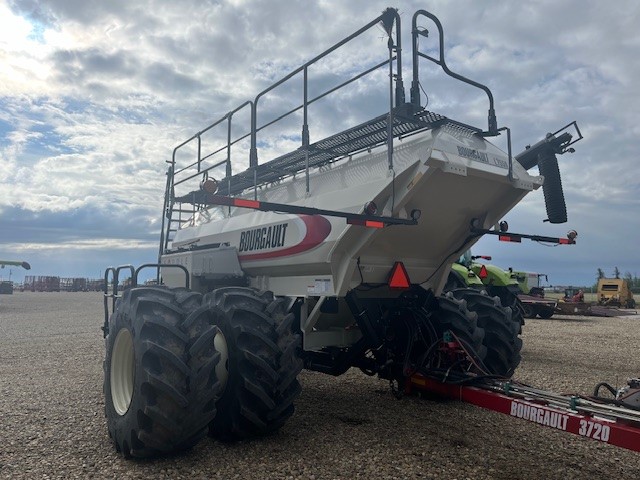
[597, 278, 636, 308]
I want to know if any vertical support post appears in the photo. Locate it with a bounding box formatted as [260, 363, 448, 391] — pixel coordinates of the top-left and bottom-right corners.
[253, 168, 258, 201]
[410, 20, 422, 108]
[226, 113, 233, 213]
[303, 66, 310, 194]
[250, 101, 258, 168]
[197, 134, 201, 172]
[226, 114, 233, 179]
[387, 36, 394, 171]
[250, 100, 258, 200]
[497, 127, 513, 181]
[392, 9, 405, 110]
[380, 8, 401, 171]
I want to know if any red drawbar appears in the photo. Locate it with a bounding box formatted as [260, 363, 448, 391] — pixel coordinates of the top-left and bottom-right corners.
[389, 262, 410, 289]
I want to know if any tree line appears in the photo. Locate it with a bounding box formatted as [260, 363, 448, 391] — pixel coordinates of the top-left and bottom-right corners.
[596, 267, 640, 290]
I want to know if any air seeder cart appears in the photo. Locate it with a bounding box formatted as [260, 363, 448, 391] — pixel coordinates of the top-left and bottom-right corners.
[100, 8, 640, 460]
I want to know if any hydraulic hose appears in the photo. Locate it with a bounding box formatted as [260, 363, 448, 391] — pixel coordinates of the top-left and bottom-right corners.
[537, 150, 567, 223]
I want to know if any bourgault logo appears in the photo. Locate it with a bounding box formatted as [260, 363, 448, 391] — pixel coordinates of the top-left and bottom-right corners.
[457, 145, 489, 163]
[239, 223, 288, 252]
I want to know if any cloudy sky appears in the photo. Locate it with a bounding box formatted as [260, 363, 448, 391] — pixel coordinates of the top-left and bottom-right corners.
[1, 0, 639, 287]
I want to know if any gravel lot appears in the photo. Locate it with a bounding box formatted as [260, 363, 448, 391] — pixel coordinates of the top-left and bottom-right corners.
[1, 291, 640, 479]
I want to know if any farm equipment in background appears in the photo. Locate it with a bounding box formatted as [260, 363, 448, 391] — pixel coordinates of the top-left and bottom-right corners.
[448, 253, 558, 322]
[467, 260, 558, 321]
[0, 260, 31, 295]
[597, 278, 636, 308]
[555, 286, 637, 317]
[102, 7, 591, 459]
[515, 271, 548, 297]
[563, 287, 585, 303]
[513, 270, 557, 319]
[554, 286, 591, 315]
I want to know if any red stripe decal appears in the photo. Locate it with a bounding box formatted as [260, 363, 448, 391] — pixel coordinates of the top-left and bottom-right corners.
[239, 215, 332, 261]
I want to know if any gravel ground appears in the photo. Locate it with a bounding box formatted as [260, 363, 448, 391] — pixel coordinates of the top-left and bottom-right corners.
[1, 291, 640, 479]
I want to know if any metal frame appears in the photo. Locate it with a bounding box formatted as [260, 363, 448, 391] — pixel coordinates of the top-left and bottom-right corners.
[102, 263, 189, 337]
[173, 193, 419, 228]
[161, 8, 407, 256]
[409, 10, 498, 136]
[159, 8, 511, 261]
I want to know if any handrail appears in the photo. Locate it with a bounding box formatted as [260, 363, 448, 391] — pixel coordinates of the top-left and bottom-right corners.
[410, 10, 498, 136]
[175, 57, 394, 183]
[249, 7, 404, 169]
[171, 100, 253, 176]
[162, 7, 404, 255]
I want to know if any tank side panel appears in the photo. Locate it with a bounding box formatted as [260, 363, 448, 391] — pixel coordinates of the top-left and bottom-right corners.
[167, 126, 542, 296]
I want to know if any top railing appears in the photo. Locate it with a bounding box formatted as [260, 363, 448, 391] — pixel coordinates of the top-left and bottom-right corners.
[160, 7, 504, 256]
[169, 7, 404, 201]
[409, 10, 498, 136]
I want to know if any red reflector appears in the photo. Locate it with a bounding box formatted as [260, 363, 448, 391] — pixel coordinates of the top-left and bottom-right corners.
[389, 262, 410, 289]
[478, 265, 488, 280]
[365, 220, 385, 229]
[235, 199, 260, 209]
[347, 219, 385, 228]
[499, 235, 521, 243]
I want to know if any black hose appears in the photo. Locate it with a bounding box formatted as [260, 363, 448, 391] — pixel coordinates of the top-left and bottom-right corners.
[537, 150, 567, 223]
[593, 382, 617, 398]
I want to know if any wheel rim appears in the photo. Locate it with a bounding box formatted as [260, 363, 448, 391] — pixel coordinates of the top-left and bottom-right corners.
[111, 328, 134, 416]
[214, 330, 229, 392]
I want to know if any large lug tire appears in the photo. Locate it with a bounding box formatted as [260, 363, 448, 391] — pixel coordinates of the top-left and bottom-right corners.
[432, 292, 487, 367]
[537, 306, 555, 319]
[104, 286, 221, 458]
[486, 286, 525, 334]
[521, 302, 536, 319]
[203, 287, 303, 441]
[450, 288, 523, 377]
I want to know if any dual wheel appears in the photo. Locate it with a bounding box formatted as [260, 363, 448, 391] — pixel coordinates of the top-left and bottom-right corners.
[104, 286, 302, 458]
[433, 288, 522, 377]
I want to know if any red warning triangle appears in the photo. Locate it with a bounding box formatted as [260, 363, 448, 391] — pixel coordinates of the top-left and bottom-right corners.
[389, 262, 410, 289]
[478, 265, 488, 280]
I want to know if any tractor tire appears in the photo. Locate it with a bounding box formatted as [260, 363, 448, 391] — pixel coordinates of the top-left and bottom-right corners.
[486, 286, 525, 334]
[104, 286, 221, 458]
[203, 287, 303, 441]
[537, 307, 555, 319]
[432, 292, 487, 368]
[521, 302, 536, 319]
[450, 289, 522, 377]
